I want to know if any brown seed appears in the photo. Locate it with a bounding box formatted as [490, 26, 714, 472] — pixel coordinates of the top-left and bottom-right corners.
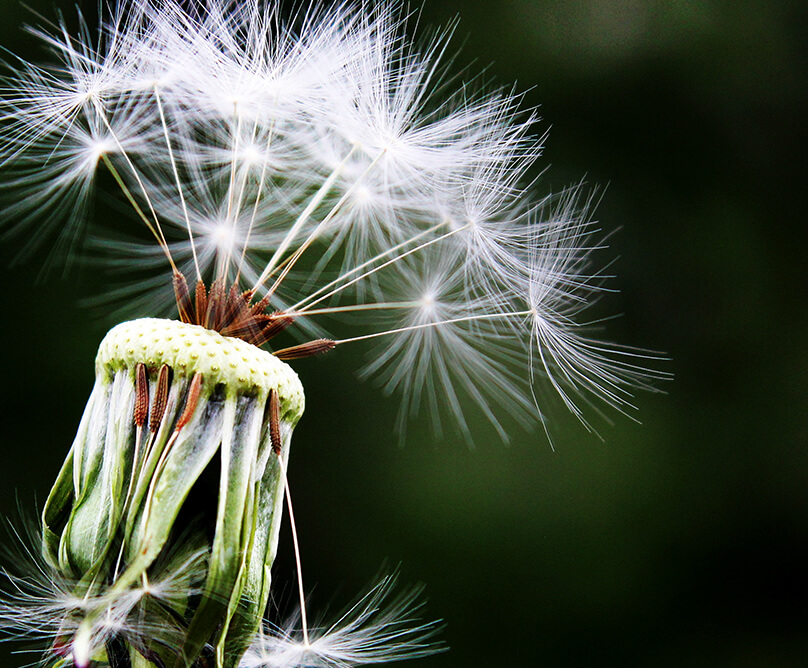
[175, 373, 203, 432]
[273, 338, 336, 360]
[218, 284, 241, 330]
[250, 293, 271, 317]
[205, 278, 226, 330]
[134, 362, 149, 428]
[269, 389, 281, 455]
[172, 271, 194, 324]
[194, 279, 208, 325]
[150, 364, 171, 433]
[252, 312, 296, 347]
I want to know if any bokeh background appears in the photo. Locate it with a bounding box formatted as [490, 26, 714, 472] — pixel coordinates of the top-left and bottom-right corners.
[1, 0, 807, 666]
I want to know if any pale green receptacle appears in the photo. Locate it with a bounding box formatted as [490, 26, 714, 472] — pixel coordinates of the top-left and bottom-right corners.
[42, 318, 305, 668]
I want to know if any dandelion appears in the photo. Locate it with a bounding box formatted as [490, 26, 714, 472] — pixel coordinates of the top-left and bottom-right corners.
[0, 0, 666, 666]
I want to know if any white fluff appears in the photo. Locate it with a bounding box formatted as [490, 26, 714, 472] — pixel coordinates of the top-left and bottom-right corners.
[0, 0, 666, 440]
[239, 573, 443, 667]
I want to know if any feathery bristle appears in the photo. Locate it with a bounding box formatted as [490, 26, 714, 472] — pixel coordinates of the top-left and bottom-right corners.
[0, 0, 666, 439]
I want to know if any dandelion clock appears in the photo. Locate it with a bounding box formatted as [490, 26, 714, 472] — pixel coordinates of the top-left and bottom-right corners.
[0, 1, 666, 666]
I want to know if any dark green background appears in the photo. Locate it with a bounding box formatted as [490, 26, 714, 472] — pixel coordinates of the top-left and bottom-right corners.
[1, 0, 807, 666]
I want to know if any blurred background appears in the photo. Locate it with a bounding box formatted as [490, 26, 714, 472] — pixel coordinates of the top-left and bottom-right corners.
[1, 0, 807, 666]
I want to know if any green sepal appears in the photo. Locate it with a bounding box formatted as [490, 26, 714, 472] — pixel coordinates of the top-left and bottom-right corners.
[42, 447, 75, 571]
[218, 429, 288, 666]
[115, 381, 225, 593]
[60, 370, 134, 577]
[180, 392, 264, 666]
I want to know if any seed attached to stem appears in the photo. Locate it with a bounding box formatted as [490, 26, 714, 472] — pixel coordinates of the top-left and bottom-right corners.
[273, 339, 337, 361]
[134, 362, 149, 429]
[150, 364, 171, 434]
[269, 389, 281, 456]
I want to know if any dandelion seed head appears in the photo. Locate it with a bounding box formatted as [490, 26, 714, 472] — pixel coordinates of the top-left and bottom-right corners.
[0, 0, 666, 440]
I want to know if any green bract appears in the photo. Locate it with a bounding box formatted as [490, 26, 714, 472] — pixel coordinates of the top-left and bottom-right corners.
[42, 318, 304, 667]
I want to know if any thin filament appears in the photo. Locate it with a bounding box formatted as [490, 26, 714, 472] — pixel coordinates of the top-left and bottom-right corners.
[277, 453, 310, 647]
[154, 85, 200, 280]
[252, 145, 358, 292]
[92, 101, 171, 255]
[335, 309, 534, 345]
[290, 220, 449, 311]
[220, 104, 244, 281]
[236, 97, 280, 283]
[295, 301, 420, 317]
[298, 223, 469, 314]
[265, 149, 387, 298]
[101, 155, 177, 271]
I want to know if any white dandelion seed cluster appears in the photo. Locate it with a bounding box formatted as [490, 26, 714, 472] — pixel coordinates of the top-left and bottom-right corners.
[0, 0, 664, 441]
[0, 526, 209, 666]
[1, 518, 441, 667]
[241, 574, 442, 668]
